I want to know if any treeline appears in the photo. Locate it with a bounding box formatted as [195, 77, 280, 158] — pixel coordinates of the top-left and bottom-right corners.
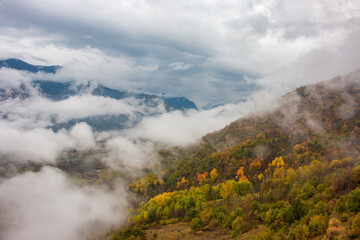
[117, 154, 360, 239]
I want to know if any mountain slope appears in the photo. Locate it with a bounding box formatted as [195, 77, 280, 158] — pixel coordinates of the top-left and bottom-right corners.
[119, 68, 360, 240]
[159, 68, 360, 189]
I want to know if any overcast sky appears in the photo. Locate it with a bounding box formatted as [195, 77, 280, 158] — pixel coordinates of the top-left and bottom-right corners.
[0, 0, 360, 106]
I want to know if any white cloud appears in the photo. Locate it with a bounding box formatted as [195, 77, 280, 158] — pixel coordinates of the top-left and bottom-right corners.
[0, 121, 97, 163]
[0, 167, 127, 240]
[116, 94, 278, 147]
[69, 122, 96, 150]
[0, 94, 145, 127]
[0, 68, 31, 88]
[105, 136, 156, 168]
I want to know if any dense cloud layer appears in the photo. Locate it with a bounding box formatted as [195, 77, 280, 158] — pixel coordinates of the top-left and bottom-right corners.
[0, 0, 359, 105]
[0, 167, 127, 240]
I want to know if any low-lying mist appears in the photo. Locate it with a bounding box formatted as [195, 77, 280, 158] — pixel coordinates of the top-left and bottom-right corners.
[0, 167, 128, 240]
[1, 66, 359, 239]
[0, 68, 283, 240]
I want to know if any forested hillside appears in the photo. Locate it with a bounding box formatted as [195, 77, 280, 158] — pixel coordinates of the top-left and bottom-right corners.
[108, 70, 360, 240]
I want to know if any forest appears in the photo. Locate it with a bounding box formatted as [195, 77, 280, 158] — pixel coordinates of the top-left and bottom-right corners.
[104, 72, 360, 239]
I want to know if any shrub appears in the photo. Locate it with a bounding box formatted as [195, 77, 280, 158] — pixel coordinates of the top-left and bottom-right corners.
[185, 208, 198, 221]
[224, 208, 243, 229]
[110, 226, 145, 240]
[190, 217, 204, 232]
[293, 224, 309, 240]
[339, 213, 349, 222]
[211, 206, 228, 223]
[324, 218, 347, 240]
[308, 214, 328, 236]
[352, 213, 360, 236]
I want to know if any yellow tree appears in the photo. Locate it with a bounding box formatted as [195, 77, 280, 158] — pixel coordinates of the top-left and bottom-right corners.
[269, 156, 286, 180]
[220, 180, 235, 200]
[210, 168, 218, 181]
[270, 156, 285, 168]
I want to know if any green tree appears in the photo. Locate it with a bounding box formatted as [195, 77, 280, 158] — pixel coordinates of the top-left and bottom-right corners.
[335, 196, 348, 214]
[190, 217, 204, 232]
[235, 180, 253, 195]
[162, 206, 171, 219]
[286, 199, 306, 223]
[308, 214, 328, 236]
[348, 189, 360, 212]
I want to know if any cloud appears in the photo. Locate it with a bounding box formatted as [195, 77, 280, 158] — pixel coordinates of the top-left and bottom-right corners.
[0, 68, 31, 88]
[0, 121, 96, 163]
[105, 136, 156, 168]
[0, 93, 153, 128]
[99, 89, 281, 169]
[168, 62, 192, 71]
[0, 0, 358, 105]
[69, 122, 96, 150]
[0, 167, 127, 240]
[113, 94, 279, 147]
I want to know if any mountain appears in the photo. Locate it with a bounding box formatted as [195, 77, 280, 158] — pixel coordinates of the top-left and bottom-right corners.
[0, 59, 197, 131]
[161, 97, 197, 111]
[116, 68, 360, 239]
[0, 58, 60, 73]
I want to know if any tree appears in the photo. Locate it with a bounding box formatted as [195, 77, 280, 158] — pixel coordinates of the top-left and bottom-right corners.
[286, 198, 306, 223]
[210, 168, 218, 181]
[197, 172, 208, 185]
[270, 156, 285, 168]
[190, 217, 204, 232]
[236, 167, 249, 182]
[293, 224, 309, 240]
[335, 196, 348, 214]
[235, 180, 253, 195]
[220, 180, 236, 200]
[353, 165, 360, 185]
[348, 189, 360, 212]
[308, 215, 328, 236]
[163, 206, 171, 219]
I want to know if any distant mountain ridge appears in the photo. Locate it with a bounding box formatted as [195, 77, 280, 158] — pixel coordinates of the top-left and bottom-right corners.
[0, 58, 197, 131]
[0, 58, 197, 111]
[0, 58, 60, 74]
